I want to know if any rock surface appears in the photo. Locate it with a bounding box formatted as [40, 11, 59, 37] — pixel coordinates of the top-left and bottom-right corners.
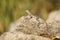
[46, 10, 60, 38]
[0, 32, 51, 40]
[9, 15, 47, 35]
[0, 10, 60, 40]
[0, 15, 50, 40]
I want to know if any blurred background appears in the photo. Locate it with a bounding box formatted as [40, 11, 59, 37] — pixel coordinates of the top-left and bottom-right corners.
[0, 0, 60, 35]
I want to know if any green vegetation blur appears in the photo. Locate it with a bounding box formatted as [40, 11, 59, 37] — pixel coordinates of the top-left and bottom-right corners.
[0, 0, 60, 35]
[0, 0, 30, 34]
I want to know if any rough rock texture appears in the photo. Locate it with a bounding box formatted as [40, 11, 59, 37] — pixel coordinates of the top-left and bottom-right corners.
[9, 15, 47, 35]
[0, 15, 50, 40]
[0, 32, 51, 40]
[0, 10, 60, 40]
[46, 10, 60, 38]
